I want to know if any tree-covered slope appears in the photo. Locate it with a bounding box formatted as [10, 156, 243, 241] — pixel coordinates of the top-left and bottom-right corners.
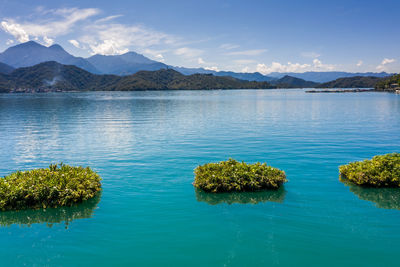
[0, 62, 14, 74]
[317, 76, 382, 88]
[375, 74, 400, 90]
[271, 75, 319, 88]
[0, 62, 275, 92]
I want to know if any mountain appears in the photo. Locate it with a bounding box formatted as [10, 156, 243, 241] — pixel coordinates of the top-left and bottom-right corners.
[0, 61, 275, 93]
[0, 41, 99, 73]
[87, 52, 168, 75]
[0, 62, 14, 74]
[171, 66, 274, 81]
[268, 71, 391, 83]
[271, 75, 319, 88]
[318, 76, 382, 88]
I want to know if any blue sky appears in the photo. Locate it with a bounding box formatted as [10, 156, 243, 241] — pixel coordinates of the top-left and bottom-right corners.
[0, 0, 399, 73]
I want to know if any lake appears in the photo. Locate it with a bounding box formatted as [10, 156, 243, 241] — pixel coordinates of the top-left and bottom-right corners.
[0, 89, 400, 266]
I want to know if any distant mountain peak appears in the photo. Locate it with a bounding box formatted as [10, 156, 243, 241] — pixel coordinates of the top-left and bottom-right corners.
[49, 44, 65, 51]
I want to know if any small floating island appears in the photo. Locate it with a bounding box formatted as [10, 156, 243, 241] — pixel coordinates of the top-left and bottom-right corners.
[0, 163, 102, 211]
[339, 153, 400, 187]
[193, 158, 287, 193]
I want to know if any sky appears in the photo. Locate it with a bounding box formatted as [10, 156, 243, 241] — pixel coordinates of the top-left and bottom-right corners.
[0, 0, 399, 74]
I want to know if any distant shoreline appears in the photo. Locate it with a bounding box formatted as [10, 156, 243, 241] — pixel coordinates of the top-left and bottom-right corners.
[305, 88, 375, 93]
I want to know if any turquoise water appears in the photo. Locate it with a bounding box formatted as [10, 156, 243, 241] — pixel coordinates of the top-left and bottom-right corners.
[0, 89, 400, 266]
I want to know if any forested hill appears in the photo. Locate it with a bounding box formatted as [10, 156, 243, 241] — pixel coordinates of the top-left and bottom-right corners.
[375, 74, 400, 90]
[0, 61, 275, 93]
[317, 76, 382, 88]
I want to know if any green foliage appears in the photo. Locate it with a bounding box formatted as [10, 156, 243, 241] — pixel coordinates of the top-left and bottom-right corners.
[318, 76, 382, 88]
[375, 74, 400, 90]
[195, 187, 286, 205]
[0, 62, 275, 92]
[0, 163, 102, 211]
[339, 153, 400, 187]
[193, 158, 287, 193]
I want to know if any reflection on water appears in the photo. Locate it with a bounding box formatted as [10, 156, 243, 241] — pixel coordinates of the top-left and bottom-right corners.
[195, 188, 286, 205]
[0, 193, 101, 228]
[346, 184, 400, 210]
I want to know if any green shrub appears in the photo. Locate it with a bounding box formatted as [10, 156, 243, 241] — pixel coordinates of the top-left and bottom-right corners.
[339, 153, 400, 187]
[193, 158, 287, 193]
[0, 163, 102, 211]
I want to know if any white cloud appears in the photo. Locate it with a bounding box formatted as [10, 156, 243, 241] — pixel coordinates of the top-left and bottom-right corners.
[198, 57, 205, 64]
[219, 43, 240, 50]
[257, 62, 311, 74]
[356, 60, 363, 67]
[301, 51, 321, 58]
[95, 15, 123, 23]
[256, 59, 335, 74]
[81, 23, 177, 55]
[174, 47, 203, 58]
[312, 58, 335, 70]
[241, 66, 250, 73]
[1, 21, 29, 42]
[69, 39, 81, 48]
[6, 39, 14, 45]
[43, 36, 54, 46]
[143, 48, 166, 62]
[382, 58, 395, 65]
[226, 49, 267, 56]
[376, 58, 396, 71]
[0, 7, 99, 44]
[88, 39, 129, 55]
[205, 66, 219, 72]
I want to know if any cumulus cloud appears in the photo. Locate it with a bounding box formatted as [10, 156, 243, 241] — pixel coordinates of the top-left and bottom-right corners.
[226, 49, 267, 56]
[1, 21, 29, 42]
[81, 22, 177, 55]
[356, 60, 363, 67]
[143, 49, 165, 62]
[5, 39, 14, 45]
[241, 66, 250, 73]
[43, 36, 54, 46]
[0, 7, 99, 44]
[88, 39, 129, 55]
[198, 57, 205, 64]
[256, 59, 335, 74]
[376, 58, 396, 71]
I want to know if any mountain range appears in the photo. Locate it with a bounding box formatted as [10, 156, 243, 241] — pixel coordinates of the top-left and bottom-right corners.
[0, 41, 392, 84]
[0, 62, 14, 74]
[0, 61, 275, 93]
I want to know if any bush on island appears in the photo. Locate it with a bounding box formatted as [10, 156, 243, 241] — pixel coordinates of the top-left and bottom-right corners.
[193, 158, 287, 193]
[0, 163, 102, 211]
[339, 153, 400, 187]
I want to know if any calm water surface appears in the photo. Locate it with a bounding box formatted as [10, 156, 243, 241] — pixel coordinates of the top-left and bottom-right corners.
[0, 89, 399, 266]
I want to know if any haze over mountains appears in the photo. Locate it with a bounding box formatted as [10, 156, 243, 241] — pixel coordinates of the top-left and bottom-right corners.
[0, 41, 392, 84]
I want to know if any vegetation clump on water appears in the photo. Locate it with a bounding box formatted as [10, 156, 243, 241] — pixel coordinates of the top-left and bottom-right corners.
[0, 163, 102, 211]
[339, 153, 400, 187]
[193, 158, 287, 193]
